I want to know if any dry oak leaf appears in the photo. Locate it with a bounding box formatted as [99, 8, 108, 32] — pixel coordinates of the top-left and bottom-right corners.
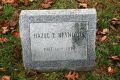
[1, 76, 10, 80]
[65, 71, 79, 80]
[2, 0, 14, 4]
[1, 26, 9, 34]
[78, 3, 87, 8]
[0, 37, 8, 42]
[108, 67, 116, 76]
[41, 3, 51, 9]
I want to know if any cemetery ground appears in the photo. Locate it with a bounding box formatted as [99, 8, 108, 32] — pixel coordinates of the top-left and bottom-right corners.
[0, 0, 120, 80]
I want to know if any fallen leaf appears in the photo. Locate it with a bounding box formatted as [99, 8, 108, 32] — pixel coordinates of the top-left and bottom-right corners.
[116, 35, 120, 40]
[44, 0, 53, 4]
[65, 71, 79, 80]
[12, 10, 19, 18]
[12, 0, 19, 7]
[2, 0, 14, 4]
[78, 3, 87, 8]
[108, 67, 116, 76]
[100, 36, 107, 42]
[109, 56, 120, 61]
[1, 26, 9, 34]
[1, 76, 10, 80]
[12, 31, 20, 38]
[23, 0, 29, 6]
[9, 19, 17, 27]
[0, 37, 8, 42]
[0, 20, 10, 34]
[112, 18, 119, 22]
[110, 18, 120, 29]
[40, 3, 51, 9]
[101, 28, 109, 34]
[96, 29, 102, 35]
[111, 18, 118, 25]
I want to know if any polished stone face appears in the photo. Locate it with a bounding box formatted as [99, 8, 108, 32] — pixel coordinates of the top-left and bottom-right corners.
[19, 9, 96, 71]
[30, 22, 87, 61]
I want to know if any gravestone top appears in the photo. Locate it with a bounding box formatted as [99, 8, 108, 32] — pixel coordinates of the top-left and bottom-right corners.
[19, 9, 96, 71]
[20, 9, 96, 15]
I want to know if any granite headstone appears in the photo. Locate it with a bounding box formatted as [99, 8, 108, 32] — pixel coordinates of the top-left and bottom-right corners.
[19, 9, 96, 71]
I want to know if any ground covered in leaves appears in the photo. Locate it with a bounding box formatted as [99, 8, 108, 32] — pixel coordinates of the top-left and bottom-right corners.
[0, 0, 120, 80]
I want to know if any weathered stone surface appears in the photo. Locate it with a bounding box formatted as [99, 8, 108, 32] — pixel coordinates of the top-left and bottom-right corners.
[19, 9, 96, 71]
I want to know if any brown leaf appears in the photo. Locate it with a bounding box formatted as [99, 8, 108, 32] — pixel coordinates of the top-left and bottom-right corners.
[65, 71, 79, 80]
[12, 10, 19, 18]
[2, 0, 14, 4]
[96, 28, 109, 35]
[96, 29, 102, 35]
[11, 0, 19, 7]
[40, 3, 51, 9]
[109, 56, 120, 61]
[23, 0, 29, 6]
[12, 31, 20, 38]
[100, 36, 107, 42]
[78, 3, 87, 8]
[0, 37, 8, 42]
[1, 76, 10, 80]
[0, 20, 9, 32]
[110, 18, 120, 26]
[108, 67, 116, 76]
[9, 19, 17, 27]
[116, 35, 120, 40]
[44, 0, 53, 4]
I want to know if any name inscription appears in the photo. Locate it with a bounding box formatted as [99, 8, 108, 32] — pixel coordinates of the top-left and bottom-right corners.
[30, 22, 87, 61]
[33, 32, 86, 39]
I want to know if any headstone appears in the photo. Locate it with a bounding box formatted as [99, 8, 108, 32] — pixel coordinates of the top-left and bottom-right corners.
[19, 9, 96, 71]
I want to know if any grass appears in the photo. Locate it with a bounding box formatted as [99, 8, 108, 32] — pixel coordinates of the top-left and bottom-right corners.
[0, 0, 120, 80]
